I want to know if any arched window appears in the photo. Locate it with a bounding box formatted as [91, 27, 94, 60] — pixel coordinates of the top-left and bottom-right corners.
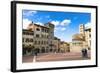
[36, 28, 40, 31]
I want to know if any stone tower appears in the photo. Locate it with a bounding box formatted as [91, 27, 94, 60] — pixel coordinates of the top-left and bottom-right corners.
[45, 22, 55, 52]
[79, 24, 85, 35]
[45, 22, 55, 39]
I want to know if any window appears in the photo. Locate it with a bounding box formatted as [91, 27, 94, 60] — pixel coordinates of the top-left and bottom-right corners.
[44, 41, 45, 44]
[23, 32, 26, 35]
[45, 29, 47, 32]
[38, 41, 40, 45]
[89, 34, 91, 38]
[30, 32, 34, 35]
[41, 34, 44, 38]
[22, 44, 25, 47]
[47, 41, 48, 44]
[42, 28, 44, 32]
[44, 41, 47, 44]
[50, 41, 52, 44]
[46, 47, 48, 49]
[42, 28, 48, 32]
[44, 35, 46, 38]
[23, 32, 26, 34]
[36, 28, 40, 31]
[47, 35, 49, 38]
[23, 31, 34, 35]
[30, 39, 33, 42]
[25, 38, 30, 42]
[26, 32, 29, 35]
[41, 41, 43, 45]
[46, 29, 49, 33]
[23, 38, 24, 42]
[25, 38, 33, 42]
[73, 43, 76, 45]
[36, 34, 40, 38]
[35, 41, 37, 44]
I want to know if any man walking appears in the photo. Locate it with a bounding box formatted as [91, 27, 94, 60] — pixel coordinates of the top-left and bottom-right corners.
[81, 48, 88, 58]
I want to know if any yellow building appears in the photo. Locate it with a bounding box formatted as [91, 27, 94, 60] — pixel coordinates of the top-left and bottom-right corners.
[23, 22, 55, 55]
[85, 28, 91, 50]
[53, 37, 60, 53]
[71, 24, 91, 52]
[71, 34, 85, 52]
[22, 29, 34, 55]
[60, 41, 70, 53]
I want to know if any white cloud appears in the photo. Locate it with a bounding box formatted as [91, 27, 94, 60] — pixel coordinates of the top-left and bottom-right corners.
[23, 19, 44, 29]
[61, 27, 66, 31]
[51, 19, 71, 26]
[23, 11, 37, 16]
[60, 19, 71, 26]
[51, 21, 60, 26]
[54, 27, 66, 32]
[35, 22, 44, 25]
[85, 22, 91, 28]
[54, 27, 59, 32]
[23, 18, 31, 29]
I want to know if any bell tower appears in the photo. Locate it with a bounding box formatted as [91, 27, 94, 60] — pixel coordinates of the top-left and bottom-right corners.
[79, 24, 85, 35]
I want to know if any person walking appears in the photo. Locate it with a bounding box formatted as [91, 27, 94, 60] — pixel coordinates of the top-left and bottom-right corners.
[81, 48, 85, 58]
[84, 49, 88, 58]
[81, 48, 88, 58]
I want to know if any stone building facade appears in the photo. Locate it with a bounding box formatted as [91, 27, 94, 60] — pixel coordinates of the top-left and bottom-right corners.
[22, 29, 34, 55]
[70, 24, 91, 52]
[22, 22, 59, 55]
[60, 41, 70, 53]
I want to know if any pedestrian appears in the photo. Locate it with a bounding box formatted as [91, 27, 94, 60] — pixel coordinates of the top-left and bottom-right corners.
[35, 51, 37, 56]
[81, 49, 85, 58]
[84, 49, 88, 58]
[81, 48, 88, 58]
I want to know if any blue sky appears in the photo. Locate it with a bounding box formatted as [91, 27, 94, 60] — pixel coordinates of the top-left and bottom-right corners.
[22, 10, 91, 42]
